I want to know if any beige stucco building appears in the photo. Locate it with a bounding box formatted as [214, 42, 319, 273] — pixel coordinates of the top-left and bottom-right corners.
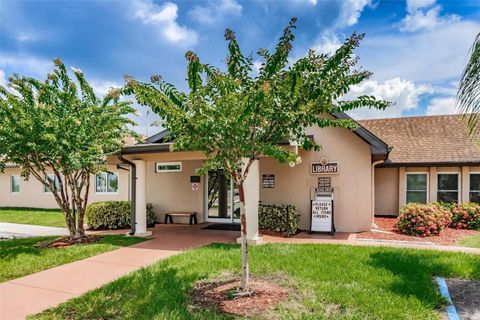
[1, 113, 479, 241]
[360, 115, 480, 217]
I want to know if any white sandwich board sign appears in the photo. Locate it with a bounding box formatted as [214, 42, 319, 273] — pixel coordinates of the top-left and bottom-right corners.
[310, 193, 334, 234]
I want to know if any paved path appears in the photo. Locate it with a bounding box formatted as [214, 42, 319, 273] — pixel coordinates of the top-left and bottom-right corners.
[0, 223, 69, 239]
[1, 224, 478, 319]
[264, 232, 480, 254]
[0, 224, 237, 320]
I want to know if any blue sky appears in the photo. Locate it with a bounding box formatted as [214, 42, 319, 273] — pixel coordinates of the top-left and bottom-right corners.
[1, 0, 479, 135]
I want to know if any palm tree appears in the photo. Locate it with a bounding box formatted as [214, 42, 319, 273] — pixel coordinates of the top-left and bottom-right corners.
[457, 33, 480, 136]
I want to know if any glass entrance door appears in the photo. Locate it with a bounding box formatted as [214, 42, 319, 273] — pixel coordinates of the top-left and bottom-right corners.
[206, 170, 240, 223]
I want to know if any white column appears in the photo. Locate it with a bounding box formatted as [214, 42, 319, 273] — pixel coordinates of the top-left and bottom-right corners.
[461, 166, 469, 203]
[129, 160, 152, 237]
[429, 167, 437, 203]
[398, 167, 406, 208]
[237, 159, 263, 245]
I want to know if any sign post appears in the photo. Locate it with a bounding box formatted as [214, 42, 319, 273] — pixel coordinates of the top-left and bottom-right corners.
[310, 190, 335, 234]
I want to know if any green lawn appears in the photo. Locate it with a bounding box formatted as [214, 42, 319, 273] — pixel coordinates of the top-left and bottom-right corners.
[32, 244, 480, 320]
[0, 207, 65, 228]
[458, 234, 480, 248]
[0, 235, 146, 282]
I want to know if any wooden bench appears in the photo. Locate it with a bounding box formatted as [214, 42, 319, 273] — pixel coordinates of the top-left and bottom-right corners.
[164, 212, 198, 225]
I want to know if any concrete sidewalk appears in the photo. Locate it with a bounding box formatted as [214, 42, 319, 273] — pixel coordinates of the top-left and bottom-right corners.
[0, 224, 238, 320]
[0, 223, 69, 239]
[1, 224, 478, 319]
[263, 232, 480, 254]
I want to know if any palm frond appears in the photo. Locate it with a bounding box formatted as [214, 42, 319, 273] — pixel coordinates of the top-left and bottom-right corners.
[457, 32, 480, 136]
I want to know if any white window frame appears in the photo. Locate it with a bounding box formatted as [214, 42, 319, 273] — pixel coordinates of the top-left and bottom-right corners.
[405, 172, 429, 204]
[469, 172, 480, 203]
[95, 172, 119, 194]
[437, 172, 460, 204]
[155, 162, 182, 173]
[44, 174, 62, 193]
[11, 175, 20, 193]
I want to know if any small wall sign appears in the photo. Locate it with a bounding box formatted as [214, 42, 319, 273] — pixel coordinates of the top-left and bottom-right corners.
[311, 161, 339, 174]
[317, 177, 331, 188]
[190, 176, 201, 183]
[191, 182, 200, 191]
[262, 174, 275, 188]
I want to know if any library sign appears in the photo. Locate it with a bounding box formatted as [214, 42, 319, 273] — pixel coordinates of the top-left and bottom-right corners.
[310, 159, 339, 175]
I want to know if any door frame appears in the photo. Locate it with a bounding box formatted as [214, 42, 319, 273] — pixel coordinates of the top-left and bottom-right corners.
[204, 172, 240, 224]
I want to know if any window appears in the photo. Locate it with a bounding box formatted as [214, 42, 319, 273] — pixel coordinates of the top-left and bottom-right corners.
[437, 173, 459, 203]
[406, 173, 428, 203]
[95, 172, 119, 193]
[155, 162, 182, 173]
[11, 176, 20, 193]
[470, 174, 480, 203]
[44, 174, 61, 193]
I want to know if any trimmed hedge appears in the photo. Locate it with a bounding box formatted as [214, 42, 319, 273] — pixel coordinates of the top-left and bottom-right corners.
[396, 203, 451, 237]
[450, 203, 480, 230]
[85, 201, 156, 230]
[259, 204, 300, 237]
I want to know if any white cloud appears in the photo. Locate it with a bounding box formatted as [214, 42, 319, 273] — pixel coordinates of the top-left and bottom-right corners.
[345, 77, 433, 119]
[406, 0, 436, 12]
[399, 0, 459, 32]
[432, 81, 458, 96]
[16, 32, 35, 42]
[425, 96, 458, 115]
[335, 0, 372, 28]
[0, 54, 54, 76]
[0, 69, 6, 87]
[188, 0, 242, 26]
[360, 20, 480, 83]
[312, 34, 342, 55]
[131, 1, 197, 46]
[252, 60, 262, 75]
[90, 80, 122, 97]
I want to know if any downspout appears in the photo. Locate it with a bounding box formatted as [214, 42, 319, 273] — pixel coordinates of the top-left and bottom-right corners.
[371, 159, 384, 230]
[118, 153, 136, 236]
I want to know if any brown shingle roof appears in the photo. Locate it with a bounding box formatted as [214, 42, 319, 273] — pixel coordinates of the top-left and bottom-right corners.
[358, 114, 480, 165]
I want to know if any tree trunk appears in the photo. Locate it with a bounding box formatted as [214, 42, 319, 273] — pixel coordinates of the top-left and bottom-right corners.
[76, 205, 86, 238]
[65, 212, 76, 239]
[237, 182, 249, 292]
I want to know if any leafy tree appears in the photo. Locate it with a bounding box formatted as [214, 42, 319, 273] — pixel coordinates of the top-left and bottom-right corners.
[0, 59, 136, 240]
[126, 18, 389, 291]
[457, 32, 480, 136]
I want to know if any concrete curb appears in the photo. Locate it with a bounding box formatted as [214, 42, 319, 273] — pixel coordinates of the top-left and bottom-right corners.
[436, 277, 460, 320]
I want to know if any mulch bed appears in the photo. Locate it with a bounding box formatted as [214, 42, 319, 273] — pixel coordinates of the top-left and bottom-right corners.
[34, 235, 102, 248]
[191, 275, 291, 318]
[446, 278, 480, 320]
[357, 217, 479, 246]
[259, 228, 303, 238]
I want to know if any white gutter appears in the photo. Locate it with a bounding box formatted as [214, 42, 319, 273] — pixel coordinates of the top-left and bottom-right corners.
[371, 159, 384, 230]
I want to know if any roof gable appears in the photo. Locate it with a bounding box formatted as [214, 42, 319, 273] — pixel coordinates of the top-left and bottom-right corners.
[138, 112, 390, 161]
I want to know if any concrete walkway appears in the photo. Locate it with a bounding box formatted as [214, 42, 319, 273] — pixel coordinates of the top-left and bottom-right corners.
[1, 224, 478, 319]
[264, 232, 480, 254]
[0, 223, 69, 239]
[0, 224, 237, 320]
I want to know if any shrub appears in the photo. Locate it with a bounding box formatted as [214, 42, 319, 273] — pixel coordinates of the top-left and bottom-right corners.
[85, 201, 156, 230]
[432, 201, 456, 212]
[259, 204, 300, 237]
[450, 203, 480, 230]
[396, 203, 451, 237]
